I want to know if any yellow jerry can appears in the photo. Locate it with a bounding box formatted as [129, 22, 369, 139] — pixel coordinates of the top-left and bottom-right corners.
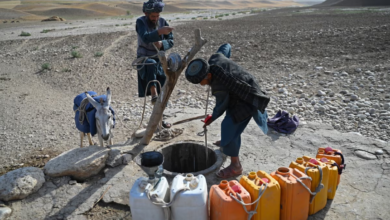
[289, 156, 329, 215]
[317, 158, 339, 199]
[239, 170, 281, 220]
[316, 147, 346, 186]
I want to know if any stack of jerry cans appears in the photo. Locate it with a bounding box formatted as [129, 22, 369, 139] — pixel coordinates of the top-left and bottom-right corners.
[316, 147, 346, 168]
[270, 167, 311, 220]
[170, 174, 208, 220]
[316, 147, 346, 186]
[289, 156, 329, 215]
[239, 170, 281, 220]
[209, 180, 251, 220]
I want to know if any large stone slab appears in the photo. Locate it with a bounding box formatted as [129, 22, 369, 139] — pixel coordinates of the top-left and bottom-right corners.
[0, 167, 45, 201]
[44, 146, 110, 180]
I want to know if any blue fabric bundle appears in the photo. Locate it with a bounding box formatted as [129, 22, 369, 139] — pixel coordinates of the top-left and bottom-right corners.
[73, 91, 116, 136]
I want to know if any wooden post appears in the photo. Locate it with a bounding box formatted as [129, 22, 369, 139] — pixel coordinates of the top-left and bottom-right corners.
[140, 29, 207, 145]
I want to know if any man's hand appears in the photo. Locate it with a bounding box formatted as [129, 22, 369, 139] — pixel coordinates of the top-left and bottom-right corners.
[203, 120, 212, 128]
[202, 114, 212, 128]
[153, 41, 163, 50]
[158, 26, 174, 35]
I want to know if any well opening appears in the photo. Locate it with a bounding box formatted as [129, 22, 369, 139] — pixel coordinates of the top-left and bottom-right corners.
[161, 142, 222, 176]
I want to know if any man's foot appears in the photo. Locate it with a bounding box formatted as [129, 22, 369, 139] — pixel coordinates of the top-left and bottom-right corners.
[151, 95, 158, 105]
[162, 121, 171, 129]
[213, 140, 221, 146]
[216, 165, 243, 179]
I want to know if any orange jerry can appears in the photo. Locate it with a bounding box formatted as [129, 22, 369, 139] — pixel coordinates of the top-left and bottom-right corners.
[316, 147, 346, 173]
[289, 156, 329, 215]
[317, 158, 339, 199]
[270, 167, 311, 220]
[239, 171, 281, 220]
[209, 180, 251, 220]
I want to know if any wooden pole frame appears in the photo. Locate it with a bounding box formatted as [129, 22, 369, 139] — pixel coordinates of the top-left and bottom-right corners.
[140, 29, 207, 145]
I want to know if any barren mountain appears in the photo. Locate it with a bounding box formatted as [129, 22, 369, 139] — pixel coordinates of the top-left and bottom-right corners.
[318, 0, 390, 7]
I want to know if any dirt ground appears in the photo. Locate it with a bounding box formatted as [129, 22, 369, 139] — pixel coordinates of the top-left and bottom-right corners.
[1, 6, 390, 219]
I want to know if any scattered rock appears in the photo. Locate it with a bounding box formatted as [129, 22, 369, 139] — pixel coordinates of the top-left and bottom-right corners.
[0, 167, 45, 201]
[106, 149, 123, 168]
[317, 90, 326, 96]
[318, 106, 326, 112]
[355, 150, 377, 160]
[375, 150, 384, 155]
[134, 128, 146, 138]
[350, 95, 359, 101]
[0, 207, 12, 220]
[44, 145, 110, 180]
[122, 154, 132, 165]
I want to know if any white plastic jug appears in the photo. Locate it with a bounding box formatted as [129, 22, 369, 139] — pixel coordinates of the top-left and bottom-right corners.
[129, 176, 169, 220]
[170, 174, 208, 220]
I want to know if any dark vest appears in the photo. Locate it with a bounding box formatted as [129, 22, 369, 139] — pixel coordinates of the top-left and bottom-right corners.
[208, 53, 270, 122]
[137, 16, 165, 57]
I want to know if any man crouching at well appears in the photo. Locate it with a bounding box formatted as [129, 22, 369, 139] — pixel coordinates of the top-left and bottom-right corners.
[185, 43, 270, 178]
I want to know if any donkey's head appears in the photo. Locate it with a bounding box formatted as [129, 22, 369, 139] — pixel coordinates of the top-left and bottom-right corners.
[85, 87, 113, 141]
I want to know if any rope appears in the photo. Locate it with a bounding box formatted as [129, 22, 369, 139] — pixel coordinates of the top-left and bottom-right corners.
[146, 185, 189, 220]
[131, 55, 159, 71]
[154, 128, 184, 141]
[132, 43, 161, 71]
[230, 182, 269, 220]
[74, 95, 97, 125]
[304, 165, 324, 203]
[131, 80, 162, 138]
[204, 86, 211, 161]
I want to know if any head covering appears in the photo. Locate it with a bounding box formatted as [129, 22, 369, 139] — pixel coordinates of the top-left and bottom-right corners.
[143, 0, 165, 13]
[185, 58, 209, 84]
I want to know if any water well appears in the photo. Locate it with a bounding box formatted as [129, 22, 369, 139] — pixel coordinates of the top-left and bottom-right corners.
[160, 141, 224, 176]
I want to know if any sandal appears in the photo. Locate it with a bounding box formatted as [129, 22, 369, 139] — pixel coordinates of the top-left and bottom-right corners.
[213, 140, 221, 147]
[162, 121, 171, 129]
[216, 166, 243, 179]
[151, 95, 158, 105]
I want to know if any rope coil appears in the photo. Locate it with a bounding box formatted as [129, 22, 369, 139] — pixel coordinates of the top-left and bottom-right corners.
[145, 184, 190, 220]
[74, 95, 97, 125]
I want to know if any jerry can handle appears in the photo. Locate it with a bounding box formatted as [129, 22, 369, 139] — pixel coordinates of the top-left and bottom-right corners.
[334, 152, 346, 172]
[229, 183, 269, 220]
[304, 166, 324, 203]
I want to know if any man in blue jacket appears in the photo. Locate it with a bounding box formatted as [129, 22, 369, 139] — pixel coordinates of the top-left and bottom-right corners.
[185, 44, 270, 178]
[136, 0, 173, 127]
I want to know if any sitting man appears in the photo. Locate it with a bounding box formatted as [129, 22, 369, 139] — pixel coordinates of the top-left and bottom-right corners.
[136, 0, 173, 128]
[185, 43, 270, 178]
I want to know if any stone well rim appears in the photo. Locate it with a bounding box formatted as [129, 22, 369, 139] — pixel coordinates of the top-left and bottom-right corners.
[158, 140, 225, 177]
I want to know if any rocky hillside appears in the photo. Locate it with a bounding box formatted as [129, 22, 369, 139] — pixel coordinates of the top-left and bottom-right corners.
[318, 0, 390, 6]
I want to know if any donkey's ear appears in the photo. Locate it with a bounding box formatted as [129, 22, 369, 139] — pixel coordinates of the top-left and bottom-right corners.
[85, 92, 99, 109]
[106, 87, 111, 106]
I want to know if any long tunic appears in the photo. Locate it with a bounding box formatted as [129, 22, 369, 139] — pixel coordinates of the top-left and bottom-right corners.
[135, 16, 174, 97]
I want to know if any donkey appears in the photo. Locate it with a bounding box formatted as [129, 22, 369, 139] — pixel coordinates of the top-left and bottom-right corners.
[74, 87, 115, 147]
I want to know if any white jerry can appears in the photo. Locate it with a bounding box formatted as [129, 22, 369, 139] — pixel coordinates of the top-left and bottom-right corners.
[129, 176, 170, 220]
[170, 174, 208, 220]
